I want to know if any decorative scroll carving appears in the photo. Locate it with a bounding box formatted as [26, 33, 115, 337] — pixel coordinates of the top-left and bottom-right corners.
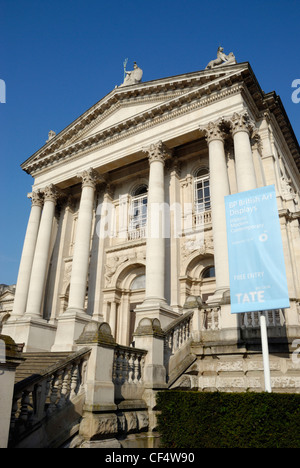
[142, 140, 172, 165]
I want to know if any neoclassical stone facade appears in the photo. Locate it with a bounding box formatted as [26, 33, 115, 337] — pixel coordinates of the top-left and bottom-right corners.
[3, 58, 300, 365]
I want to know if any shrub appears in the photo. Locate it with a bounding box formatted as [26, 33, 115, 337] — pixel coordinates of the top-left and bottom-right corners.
[156, 391, 300, 448]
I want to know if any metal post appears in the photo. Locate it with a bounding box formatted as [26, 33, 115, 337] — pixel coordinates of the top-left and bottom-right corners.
[259, 312, 272, 393]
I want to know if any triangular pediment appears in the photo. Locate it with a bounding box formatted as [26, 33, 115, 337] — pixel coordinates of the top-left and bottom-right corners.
[22, 62, 299, 175]
[68, 96, 175, 145]
[22, 64, 251, 172]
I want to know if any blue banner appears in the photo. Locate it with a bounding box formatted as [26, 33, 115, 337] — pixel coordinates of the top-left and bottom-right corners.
[225, 185, 290, 314]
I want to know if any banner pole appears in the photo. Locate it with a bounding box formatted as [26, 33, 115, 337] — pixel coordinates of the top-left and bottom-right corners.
[259, 311, 272, 393]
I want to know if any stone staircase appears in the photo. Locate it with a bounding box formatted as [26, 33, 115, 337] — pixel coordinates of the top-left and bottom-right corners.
[15, 352, 72, 384]
[9, 348, 91, 448]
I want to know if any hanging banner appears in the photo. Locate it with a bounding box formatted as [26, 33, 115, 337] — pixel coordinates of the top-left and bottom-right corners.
[225, 185, 290, 314]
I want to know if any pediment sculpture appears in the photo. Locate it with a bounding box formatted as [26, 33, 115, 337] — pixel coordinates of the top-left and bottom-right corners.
[206, 46, 237, 69]
[120, 61, 143, 87]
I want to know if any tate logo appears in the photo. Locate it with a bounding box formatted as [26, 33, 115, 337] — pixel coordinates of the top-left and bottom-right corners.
[292, 79, 300, 104]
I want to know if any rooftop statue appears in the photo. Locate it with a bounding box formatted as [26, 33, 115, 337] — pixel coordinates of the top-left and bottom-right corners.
[205, 46, 237, 69]
[120, 61, 143, 87]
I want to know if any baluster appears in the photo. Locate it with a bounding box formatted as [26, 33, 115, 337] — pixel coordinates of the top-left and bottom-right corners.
[115, 349, 122, 385]
[58, 366, 71, 408]
[128, 352, 134, 383]
[79, 357, 88, 393]
[120, 349, 126, 384]
[112, 350, 117, 384]
[135, 353, 142, 384]
[140, 354, 145, 383]
[70, 363, 79, 398]
[10, 395, 20, 434]
[19, 390, 31, 424]
[47, 371, 63, 415]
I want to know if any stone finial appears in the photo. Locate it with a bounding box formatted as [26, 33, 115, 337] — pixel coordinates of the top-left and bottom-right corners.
[76, 321, 116, 346]
[133, 318, 164, 337]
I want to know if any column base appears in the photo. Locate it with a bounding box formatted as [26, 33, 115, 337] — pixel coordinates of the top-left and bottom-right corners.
[2, 315, 56, 352]
[51, 309, 92, 352]
[135, 300, 180, 329]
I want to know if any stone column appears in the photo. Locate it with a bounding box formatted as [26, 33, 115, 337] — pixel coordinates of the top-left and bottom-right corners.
[52, 169, 100, 351]
[230, 111, 257, 192]
[25, 184, 58, 318]
[202, 121, 231, 303]
[66, 168, 99, 315]
[143, 141, 170, 305]
[11, 191, 43, 317]
[135, 141, 179, 328]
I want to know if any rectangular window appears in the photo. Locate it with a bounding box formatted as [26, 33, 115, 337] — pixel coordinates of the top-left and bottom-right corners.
[195, 175, 210, 212]
[129, 194, 147, 230]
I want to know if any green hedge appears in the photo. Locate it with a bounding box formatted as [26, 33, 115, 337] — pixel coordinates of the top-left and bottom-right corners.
[156, 391, 300, 448]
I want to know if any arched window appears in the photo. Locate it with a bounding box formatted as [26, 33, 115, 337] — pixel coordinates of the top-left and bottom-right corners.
[129, 185, 148, 231]
[194, 168, 210, 213]
[130, 274, 146, 290]
[202, 266, 215, 279]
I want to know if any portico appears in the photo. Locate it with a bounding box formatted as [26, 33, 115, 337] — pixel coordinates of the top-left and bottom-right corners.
[3, 58, 300, 355]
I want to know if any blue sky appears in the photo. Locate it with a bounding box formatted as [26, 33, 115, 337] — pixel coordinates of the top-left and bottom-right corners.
[1, 0, 299, 285]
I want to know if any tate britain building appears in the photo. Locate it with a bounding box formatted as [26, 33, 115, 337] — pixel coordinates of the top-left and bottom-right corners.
[2, 49, 300, 403]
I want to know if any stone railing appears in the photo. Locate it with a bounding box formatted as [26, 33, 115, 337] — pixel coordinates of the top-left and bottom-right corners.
[127, 226, 146, 241]
[201, 307, 220, 330]
[164, 310, 194, 355]
[113, 345, 147, 401]
[9, 347, 90, 447]
[193, 209, 212, 228]
[163, 311, 195, 385]
[239, 309, 285, 329]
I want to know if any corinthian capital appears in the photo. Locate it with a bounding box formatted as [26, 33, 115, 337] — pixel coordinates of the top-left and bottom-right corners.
[229, 111, 255, 136]
[201, 120, 226, 144]
[43, 184, 59, 203]
[31, 190, 44, 207]
[78, 168, 103, 189]
[142, 141, 172, 165]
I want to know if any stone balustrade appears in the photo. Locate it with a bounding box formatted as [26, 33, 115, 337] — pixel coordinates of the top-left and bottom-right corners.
[113, 344, 147, 401]
[240, 309, 285, 329]
[193, 209, 212, 228]
[9, 348, 90, 447]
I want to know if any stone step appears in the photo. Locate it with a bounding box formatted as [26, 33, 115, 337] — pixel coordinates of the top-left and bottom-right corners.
[15, 352, 72, 384]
